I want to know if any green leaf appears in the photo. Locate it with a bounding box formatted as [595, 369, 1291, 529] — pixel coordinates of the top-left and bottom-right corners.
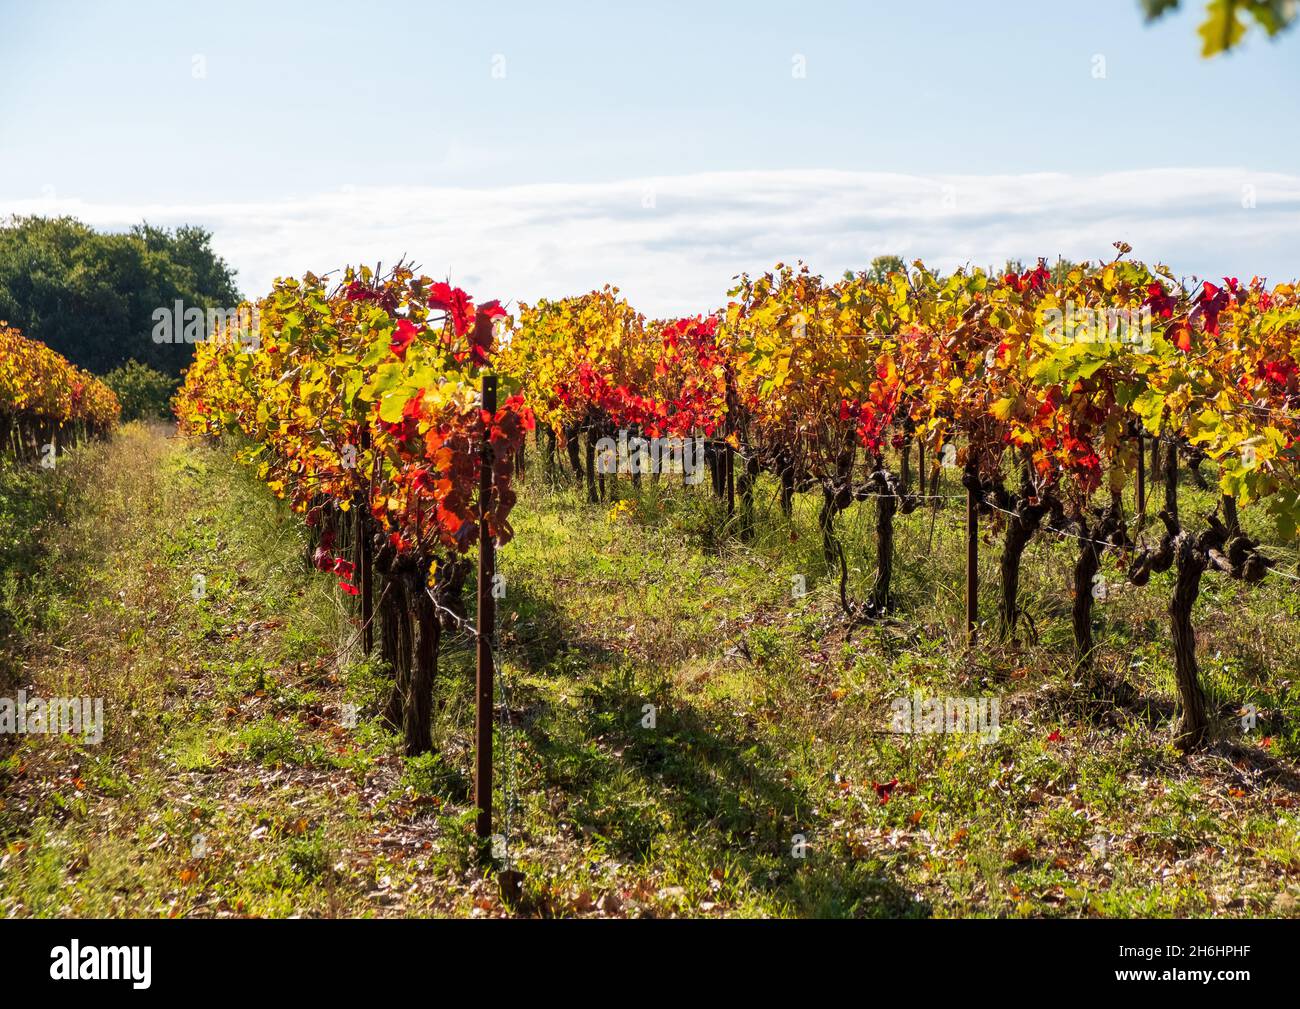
[1244, 0, 1293, 35]
[360, 363, 406, 402]
[1199, 0, 1247, 56]
[342, 368, 364, 408]
[378, 389, 415, 424]
[1131, 388, 1165, 434]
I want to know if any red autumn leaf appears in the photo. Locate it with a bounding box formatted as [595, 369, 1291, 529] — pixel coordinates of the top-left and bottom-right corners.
[872, 778, 899, 805]
[402, 391, 425, 423]
[390, 318, 420, 359]
[428, 282, 475, 337]
[1194, 280, 1228, 335]
[470, 307, 498, 366]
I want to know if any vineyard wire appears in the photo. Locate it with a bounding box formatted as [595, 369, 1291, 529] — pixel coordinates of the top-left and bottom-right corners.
[423, 562, 520, 866]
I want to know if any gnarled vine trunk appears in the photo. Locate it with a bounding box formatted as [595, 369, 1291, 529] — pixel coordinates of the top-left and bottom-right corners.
[1170, 533, 1209, 751]
[381, 575, 412, 731]
[543, 425, 557, 479]
[738, 453, 760, 542]
[871, 484, 897, 613]
[1069, 504, 1123, 678]
[779, 458, 795, 519]
[584, 428, 599, 503]
[404, 578, 439, 756]
[999, 521, 1033, 640]
[819, 486, 839, 565]
[994, 477, 1048, 642]
[565, 424, 582, 482]
[818, 444, 857, 565]
[1071, 533, 1101, 674]
[1222, 492, 1240, 538]
[1163, 437, 1178, 522]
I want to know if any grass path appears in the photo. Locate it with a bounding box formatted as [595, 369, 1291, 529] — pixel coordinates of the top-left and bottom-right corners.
[0, 425, 466, 916]
[2, 425, 1299, 917]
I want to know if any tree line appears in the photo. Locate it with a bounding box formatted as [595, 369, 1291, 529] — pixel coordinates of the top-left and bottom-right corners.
[0, 216, 241, 377]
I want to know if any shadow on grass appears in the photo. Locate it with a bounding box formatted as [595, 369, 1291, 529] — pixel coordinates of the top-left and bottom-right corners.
[526, 673, 925, 917]
[492, 574, 926, 917]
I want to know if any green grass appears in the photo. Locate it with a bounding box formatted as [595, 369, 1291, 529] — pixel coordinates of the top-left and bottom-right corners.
[1, 428, 1298, 917]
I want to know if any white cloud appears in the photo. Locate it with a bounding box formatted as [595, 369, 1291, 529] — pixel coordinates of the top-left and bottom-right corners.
[4, 168, 1297, 316]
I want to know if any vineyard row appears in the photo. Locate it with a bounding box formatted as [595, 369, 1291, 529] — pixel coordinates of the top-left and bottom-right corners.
[174, 249, 1300, 754]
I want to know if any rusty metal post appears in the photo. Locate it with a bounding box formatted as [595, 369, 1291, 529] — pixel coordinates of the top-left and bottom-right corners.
[475, 374, 497, 844]
[357, 426, 373, 655]
[966, 464, 978, 647]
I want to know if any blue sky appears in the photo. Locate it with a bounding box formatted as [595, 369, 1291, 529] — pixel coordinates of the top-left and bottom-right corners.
[1, 0, 1297, 312]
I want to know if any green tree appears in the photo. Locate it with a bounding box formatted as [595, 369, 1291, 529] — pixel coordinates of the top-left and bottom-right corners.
[0, 216, 241, 376]
[865, 255, 906, 282]
[103, 360, 180, 422]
